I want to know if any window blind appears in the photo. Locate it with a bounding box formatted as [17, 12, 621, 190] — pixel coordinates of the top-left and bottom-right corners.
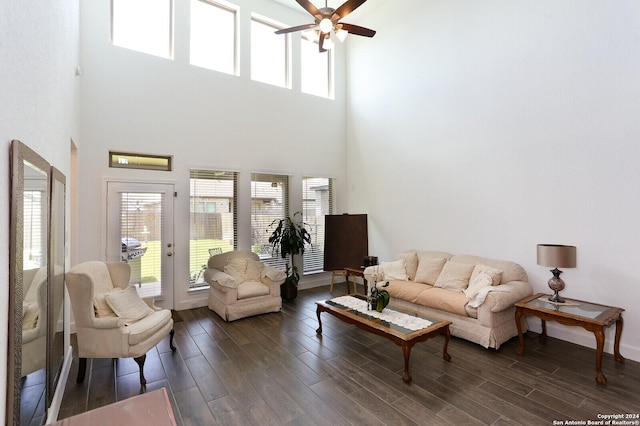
[251, 173, 289, 272]
[302, 177, 335, 274]
[189, 170, 238, 288]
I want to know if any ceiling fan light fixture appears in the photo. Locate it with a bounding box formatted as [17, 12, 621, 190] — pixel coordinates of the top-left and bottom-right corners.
[324, 34, 334, 50]
[319, 18, 333, 33]
[335, 28, 348, 42]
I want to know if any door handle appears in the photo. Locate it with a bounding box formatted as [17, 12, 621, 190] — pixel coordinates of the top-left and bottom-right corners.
[167, 252, 173, 257]
[167, 243, 173, 248]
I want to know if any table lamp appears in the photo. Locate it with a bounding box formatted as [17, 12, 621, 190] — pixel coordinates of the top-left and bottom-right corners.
[536, 244, 577, 303]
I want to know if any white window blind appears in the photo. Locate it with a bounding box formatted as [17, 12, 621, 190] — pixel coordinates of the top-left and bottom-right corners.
[120, 192, 164, 298]
[302, 177, 335, 274]
[251, 173, 289, 272]
[23, 190, 46, 270]
[189, 170, 237, 288]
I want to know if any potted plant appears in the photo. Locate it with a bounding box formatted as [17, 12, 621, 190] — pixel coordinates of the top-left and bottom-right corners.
[268, 211, 311, 300]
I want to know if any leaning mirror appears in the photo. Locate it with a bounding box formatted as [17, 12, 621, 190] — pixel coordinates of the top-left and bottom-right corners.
[47, 167, 66, 408]
[9, 140, 50, 425]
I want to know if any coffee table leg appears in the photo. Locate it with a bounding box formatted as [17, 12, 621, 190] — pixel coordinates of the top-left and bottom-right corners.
[442, 325, 452, 362]
[401, 343, 413, 384]
[316, 307, 323, 335]
[515, 308, 525, 356]
[540, 319, 547, 342]
[614, 316, 625, 363]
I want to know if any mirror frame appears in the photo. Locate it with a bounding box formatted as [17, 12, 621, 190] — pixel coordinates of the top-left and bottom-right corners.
[47, 167, 66, 408]
[8, 140, 51, 425]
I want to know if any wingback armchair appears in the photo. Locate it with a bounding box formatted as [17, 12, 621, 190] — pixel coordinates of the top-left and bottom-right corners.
[66, 261, 176, 387]
[204, 251, 286, 321]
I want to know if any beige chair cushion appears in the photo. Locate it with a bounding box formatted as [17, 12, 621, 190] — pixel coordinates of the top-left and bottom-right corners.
[237, 281, 270, 299]
[106, 286, 154, 321]
[414, 256, 447, 285]
[434, 261, 475, 291]
[126, 309, 172, 346]
[224, 264, 243, 283]
[94, 288, 121, 318]
[245, 259, 264, 281]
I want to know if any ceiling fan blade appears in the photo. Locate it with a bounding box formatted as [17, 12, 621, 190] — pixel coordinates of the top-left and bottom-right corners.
[295, 0, 322, 18]
[340, 23, 376, 37]
[318, 32, 327, 52]
[334, 0, 368, 20]
[275, 23, 318, 35]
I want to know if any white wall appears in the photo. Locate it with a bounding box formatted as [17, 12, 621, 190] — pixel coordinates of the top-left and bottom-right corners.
[78, 0, 348, 310]
[346, 0, 640, 361]
[1, 0, 79, 421]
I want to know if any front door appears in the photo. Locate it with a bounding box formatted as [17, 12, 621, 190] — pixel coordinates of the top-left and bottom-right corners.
[106, 181, 174, 309]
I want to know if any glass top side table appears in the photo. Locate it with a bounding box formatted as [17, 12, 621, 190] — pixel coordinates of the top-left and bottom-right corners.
[514, 293, 625, 384]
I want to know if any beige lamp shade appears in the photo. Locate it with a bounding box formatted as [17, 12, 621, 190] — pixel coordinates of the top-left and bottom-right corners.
[537, 244, 576, 268]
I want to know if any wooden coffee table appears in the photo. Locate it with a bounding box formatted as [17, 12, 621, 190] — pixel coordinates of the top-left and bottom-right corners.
[515, 293, 625, 384]
[316, 295, 452, 383]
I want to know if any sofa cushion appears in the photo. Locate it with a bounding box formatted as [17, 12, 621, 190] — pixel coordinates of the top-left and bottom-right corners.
[450, 255, 528, 284]
[434, 261, 474, 291]
[395, 252, 418, 280]
[237, 281, 270, 299]
[381, 259, 408, 281]
[464, 272, 493, 299]
[385, 280, 432, 303]
[414, 256, 447, 285]
[415, 287, 470, 317]
[470, 264, 503, 287]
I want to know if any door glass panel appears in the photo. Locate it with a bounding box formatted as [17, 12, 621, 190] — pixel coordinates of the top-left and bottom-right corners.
[119, 192, 164, 299]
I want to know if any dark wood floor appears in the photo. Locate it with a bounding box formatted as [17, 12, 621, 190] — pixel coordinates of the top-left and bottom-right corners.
[58, 284, 640, 425]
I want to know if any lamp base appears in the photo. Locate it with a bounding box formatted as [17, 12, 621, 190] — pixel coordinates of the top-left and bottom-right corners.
[548, 290, 565, 304]
[547, 268, 566, 303]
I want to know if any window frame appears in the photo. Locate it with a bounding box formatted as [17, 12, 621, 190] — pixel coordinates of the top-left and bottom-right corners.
[250, 13, 291, 88]
[111, 0, 174, 59]
[189, 0, 240, 76]
[302, 177, 336, 275]
[300, 33, 334, 99]
[189, 169, 238, 289]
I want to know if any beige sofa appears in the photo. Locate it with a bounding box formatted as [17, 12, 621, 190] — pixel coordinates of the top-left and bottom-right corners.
[364, 250, 533, 349]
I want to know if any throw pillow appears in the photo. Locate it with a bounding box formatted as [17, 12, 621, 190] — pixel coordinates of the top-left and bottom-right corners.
[227, 258, 248, 277]
[224, 264, 244, 283]
[434, 261, 475, 292]
[414, 256, 447, 285]
[396, 252, 418, 281]
[93, 288, 121, 318]
[381, 259, 408, 281]
[464, 272, 494, 299]
[470, 263, 503, 286]
[244, 259, 264, 282]
[105, 286, 154, 321]
[22, 302, 39, 330]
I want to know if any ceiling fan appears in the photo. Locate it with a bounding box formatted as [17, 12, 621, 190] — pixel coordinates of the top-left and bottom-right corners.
[275, 0, 376, 52]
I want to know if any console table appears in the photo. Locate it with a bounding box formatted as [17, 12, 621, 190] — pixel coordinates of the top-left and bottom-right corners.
[514, 293, 624, 384]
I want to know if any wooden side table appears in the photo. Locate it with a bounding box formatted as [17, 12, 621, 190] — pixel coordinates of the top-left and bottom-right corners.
[514, 293, 625, 384]
[344, 267, 366, 294]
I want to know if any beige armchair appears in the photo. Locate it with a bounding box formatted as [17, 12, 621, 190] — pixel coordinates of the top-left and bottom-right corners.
[205, 251, 286, 321]
[22, 267, 47, 376]
[66, 261, 176, 387]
